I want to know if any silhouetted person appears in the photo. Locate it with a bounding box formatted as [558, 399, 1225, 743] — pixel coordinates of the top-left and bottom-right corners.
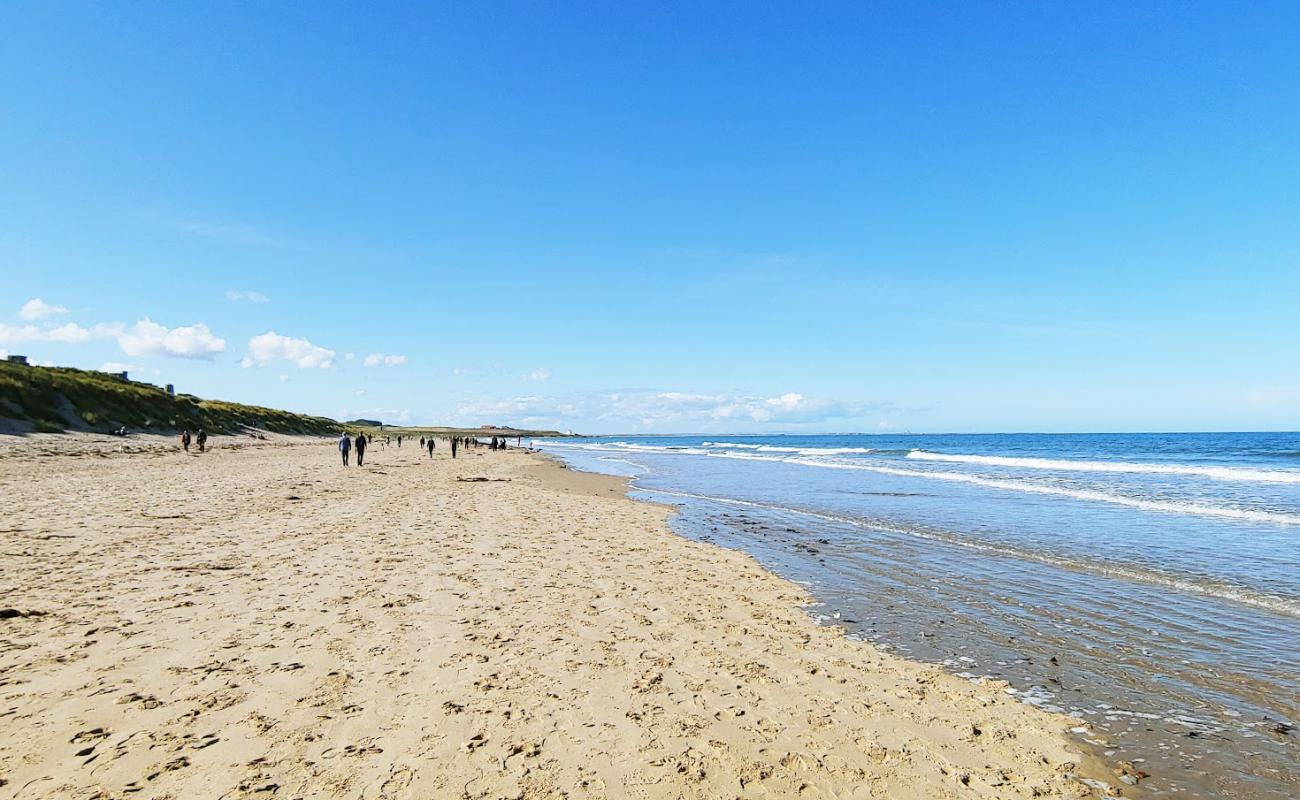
[196, 429, 207, 452]
[355, 433, 367, 466]
[338, 433, 351, 466]
[427, 438, 435, 458]
[181, 430, 191, 452]
[451, 437, 458, 459]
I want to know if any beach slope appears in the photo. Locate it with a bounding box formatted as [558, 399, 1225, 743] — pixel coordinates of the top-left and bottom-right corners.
[0, 436, 1102, 798]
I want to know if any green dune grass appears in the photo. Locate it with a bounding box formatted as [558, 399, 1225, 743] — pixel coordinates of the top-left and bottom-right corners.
[0, 362, 343, 435]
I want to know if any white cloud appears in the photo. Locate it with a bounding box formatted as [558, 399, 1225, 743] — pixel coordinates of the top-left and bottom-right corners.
[355, 389, 367, 396]
[100, 362, 136, 373]
[225, 289, 269, 303]
[1, 315, 226, 361]
[450, 390, 877, 431]
[18, 298, 69, 320]
[0, 322, 97, 344]
[363, 353, 407, 367]
[242, 331, 334, 369]
[453, 366, 472, 376]
[278, 374, 290, 382]
[113, 319, 226, 359]
[345, 352, 355, 360]
[522, 368, 552, 381]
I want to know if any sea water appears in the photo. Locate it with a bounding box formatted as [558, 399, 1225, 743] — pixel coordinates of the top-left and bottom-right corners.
[535, 432, 1300, 799]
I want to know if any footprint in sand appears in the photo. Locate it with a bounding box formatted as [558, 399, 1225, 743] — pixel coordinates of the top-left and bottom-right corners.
[377, 764, 414, 798]
[117, 691, 163, 709]
[70, 727, 112, 745]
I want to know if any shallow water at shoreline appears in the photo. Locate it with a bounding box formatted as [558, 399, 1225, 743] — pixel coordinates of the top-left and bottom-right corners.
[539, 433, 1300, 800]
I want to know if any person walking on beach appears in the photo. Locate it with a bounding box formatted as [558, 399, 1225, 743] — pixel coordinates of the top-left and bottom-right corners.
[355, 432, 368, 467]
[451, 437, 458, 459]
[181, 430, 191, 452]
[419, 436, 425, 449]
[196, 429, 208, 453]
[427, 438, 435, 458]
[338, 433, 351, 466]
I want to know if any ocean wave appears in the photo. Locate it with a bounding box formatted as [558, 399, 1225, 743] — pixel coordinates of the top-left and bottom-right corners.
[595, 456, 652, 476]
[541, 441, 1300, 525]
[907, 450, 1300, 484]
[787, 458, 1300, 526]
[640, 487, 1300, 618]
[702, 441, 876, 455]
[555, 440, 875, 456]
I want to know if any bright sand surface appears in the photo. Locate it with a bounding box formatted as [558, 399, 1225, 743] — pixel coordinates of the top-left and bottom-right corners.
[1, 435, 1115, 799]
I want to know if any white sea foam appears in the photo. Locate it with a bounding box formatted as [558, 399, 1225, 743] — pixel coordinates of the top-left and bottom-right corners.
[595, 456, 652, 476]
[907, 450, 1300, 484]
[738, 444, 876, 454]
[542, 440, 1300, 526]
[557, 441, 874, 456]
[786, 458, 1300, 526]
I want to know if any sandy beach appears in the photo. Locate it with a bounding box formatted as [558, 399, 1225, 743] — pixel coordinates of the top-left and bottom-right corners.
[1, 434, 1113, 799]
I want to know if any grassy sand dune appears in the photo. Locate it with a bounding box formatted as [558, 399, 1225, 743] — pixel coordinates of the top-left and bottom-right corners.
[0, 362, 342, 435]
[0, 436, 1112, 798]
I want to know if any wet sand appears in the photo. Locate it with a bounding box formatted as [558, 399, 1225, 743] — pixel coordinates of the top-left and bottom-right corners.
[1, 434, 1117, 798]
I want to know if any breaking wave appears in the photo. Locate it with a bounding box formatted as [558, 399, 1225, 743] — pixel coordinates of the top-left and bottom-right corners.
[907, 450, 1300, 484]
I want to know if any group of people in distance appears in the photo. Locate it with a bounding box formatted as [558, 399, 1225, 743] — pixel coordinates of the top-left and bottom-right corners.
[334, 432, 516, 466]
[179, 429, 208, 453]
[173, 426, 521, 464]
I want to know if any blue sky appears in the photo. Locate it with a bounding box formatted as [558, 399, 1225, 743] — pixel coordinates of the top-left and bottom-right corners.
[3, 2, 1298, 433]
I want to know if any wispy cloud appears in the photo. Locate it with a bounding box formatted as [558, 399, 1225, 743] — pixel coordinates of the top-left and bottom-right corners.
[451, 390, 889, 431]
[175, 219, 308, 250]
[521, 368, 551, 381]
[1245, 385, 1300, 408]
[225, 289, 269, 304]
[364, 353, 407, 367]
[242, 331, 335, 369]
[0, 322, 97, 344]
[18, 298, 69, 321]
